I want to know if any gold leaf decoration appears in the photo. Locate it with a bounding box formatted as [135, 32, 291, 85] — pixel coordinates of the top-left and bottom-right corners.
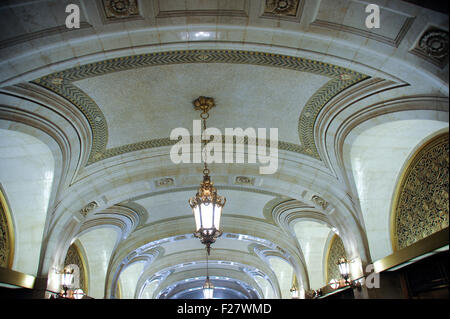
[64, 244, 88, 293]
[325, 234, 346, 283]
[0, 190, 13, 269]
[393, 133, 449, 250]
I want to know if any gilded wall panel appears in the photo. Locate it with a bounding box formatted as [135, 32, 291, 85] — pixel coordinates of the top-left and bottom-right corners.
[392, 133, 449, 251]
[325, 234, 346, 283]
[0, 188, 14, 269]
[64, 243, 88, 293]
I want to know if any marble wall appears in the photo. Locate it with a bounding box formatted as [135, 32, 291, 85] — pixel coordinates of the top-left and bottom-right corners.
[294, 220, 333, 290]
[0, 129, 54, 276]
[78, 227, 119, 298]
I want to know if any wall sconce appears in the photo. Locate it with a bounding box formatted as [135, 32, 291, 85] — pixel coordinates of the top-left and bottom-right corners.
[61, 267, 74, 298]
[290, 285, 299, 299]
[337, 257, 361, 290]
[51, 266, 85, 299]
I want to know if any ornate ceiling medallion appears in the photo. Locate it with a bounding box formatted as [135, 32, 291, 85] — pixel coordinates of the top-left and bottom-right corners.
[411, 27, 449, 68]
[419, 30, 449, 59]
[102, 0, 140, 19]
[264, 0, 299, 16]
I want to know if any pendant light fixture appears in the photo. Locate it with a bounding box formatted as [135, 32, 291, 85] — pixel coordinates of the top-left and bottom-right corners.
[189, 96, 226, 255]
[202, 249, 214, 299]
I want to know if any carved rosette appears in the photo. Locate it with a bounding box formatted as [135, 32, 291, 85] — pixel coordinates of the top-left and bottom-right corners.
[264, 0, 299, 16]
[419, 30, 449, 59]
[102, 0, 139, 19]
[393, 133, 449, 250]
[411, 27, 449, 68]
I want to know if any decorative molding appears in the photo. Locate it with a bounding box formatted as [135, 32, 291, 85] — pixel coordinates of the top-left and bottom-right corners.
[391, 133, 449, 251]
[311, 195, 329, 210]
[80, 201, 99, 217]
[32, 50, 369, 164]
[261, 0, 304, 22]
[410, 27, 449, 69]
[310, 16, 414, 48]
[154, 0, 249, 18]
[234, 176, 255, 186]
[99, 0, 142, 22]
[154, 177, 175, 188]
[0, 22, 92, 50]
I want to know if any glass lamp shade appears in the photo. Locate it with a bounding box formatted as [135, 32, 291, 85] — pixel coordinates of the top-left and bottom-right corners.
[73, 289, 84, 299]
[189, 174, 225, 241]
[193, 202, 223, 233]
[62, 269, 74, 288]
[290, 287, 299, 299]
[203, 277, 214, 299]
[337, 257, 350, 280]
[329, 279, 339, 289]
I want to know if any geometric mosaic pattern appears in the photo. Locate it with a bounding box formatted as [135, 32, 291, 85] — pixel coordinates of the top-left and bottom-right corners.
[32, 50, 369, 165]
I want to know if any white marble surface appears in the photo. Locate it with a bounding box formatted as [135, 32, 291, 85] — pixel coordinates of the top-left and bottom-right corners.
[78, 227, 119, 298]
[254, 274, 275, 299]
[118, 261, 145, 299]
[268, 256, 293, 299]
[293, 220, 332, 290]
[349, 119, 449, 261]
[140, 280, 160, 299]
[0, 129, 54, 276]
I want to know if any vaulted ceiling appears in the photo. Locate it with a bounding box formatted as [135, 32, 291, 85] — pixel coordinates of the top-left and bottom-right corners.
[0, 0, 448, 299]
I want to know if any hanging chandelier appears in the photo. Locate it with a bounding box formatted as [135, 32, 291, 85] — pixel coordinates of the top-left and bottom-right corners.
[202, 249, 214, 299]
[189, 96, 226, 255]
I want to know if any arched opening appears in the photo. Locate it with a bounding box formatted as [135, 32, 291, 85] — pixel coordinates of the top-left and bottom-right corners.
[348, 119, 448, 261]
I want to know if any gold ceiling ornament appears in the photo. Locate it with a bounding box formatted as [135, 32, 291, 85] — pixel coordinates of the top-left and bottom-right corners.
[189, 96, 226, 255]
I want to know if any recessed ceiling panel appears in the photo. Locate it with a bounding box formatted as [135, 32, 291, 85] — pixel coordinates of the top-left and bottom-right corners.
[74, 63, 330, 149]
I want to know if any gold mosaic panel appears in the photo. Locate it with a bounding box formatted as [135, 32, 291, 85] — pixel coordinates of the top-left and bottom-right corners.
[392, 133, 449, 251]
[64, 243, 88, 293]
[325, 234, 346, 283]
[0, 189, 14, 269]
